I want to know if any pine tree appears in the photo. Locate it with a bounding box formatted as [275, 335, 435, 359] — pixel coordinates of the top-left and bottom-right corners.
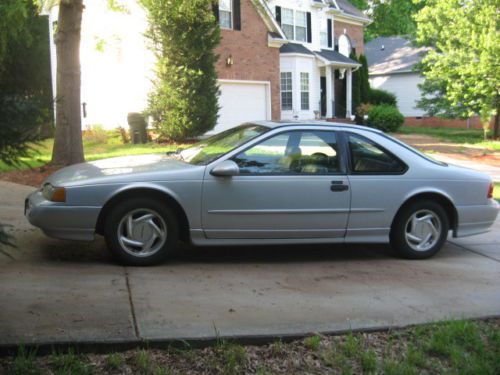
[141, 0, 221, 141]
[350, 52, 361, 112]
[358, 54, 370, 104]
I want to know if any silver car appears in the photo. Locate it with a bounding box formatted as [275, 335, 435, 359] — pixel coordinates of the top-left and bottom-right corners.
[25, 122, 499, 265]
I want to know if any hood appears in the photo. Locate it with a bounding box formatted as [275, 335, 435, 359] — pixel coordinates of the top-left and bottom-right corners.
[45, 154, 201, 187]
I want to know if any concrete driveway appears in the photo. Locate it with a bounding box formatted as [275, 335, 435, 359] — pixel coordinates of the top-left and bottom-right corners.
[0, 181, 499, 348]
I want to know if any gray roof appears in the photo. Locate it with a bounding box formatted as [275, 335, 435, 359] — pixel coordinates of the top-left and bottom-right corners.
[315, 49, 360, 66]
[280, 43, 360, 66]
[365, 36, 430, 75]
[335, 0, 367, 20]
[280, 43, 315, 55]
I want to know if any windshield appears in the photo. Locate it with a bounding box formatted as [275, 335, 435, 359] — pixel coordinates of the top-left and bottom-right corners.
[179, 124, 269, 165]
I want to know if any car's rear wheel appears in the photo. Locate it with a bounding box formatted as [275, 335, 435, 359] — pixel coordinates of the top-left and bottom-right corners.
[390, 200, 449, 259]
[104, 197, 178, 266]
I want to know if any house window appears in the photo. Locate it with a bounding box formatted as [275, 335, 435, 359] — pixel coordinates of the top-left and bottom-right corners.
[281, 8, 294, 40]
[281, 72, 293, 111]
[295, 11, 307, 42]
[280, 8, 308, 42]
[219, 0, 232, 29]
[320, 26, 328, 48]
[300, 73, 309, 110]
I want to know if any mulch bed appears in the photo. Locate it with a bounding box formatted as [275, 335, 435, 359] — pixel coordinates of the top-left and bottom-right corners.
[0, 165, 62, 187]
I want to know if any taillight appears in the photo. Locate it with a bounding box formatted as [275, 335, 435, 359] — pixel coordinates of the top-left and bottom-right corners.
[487, 183, 494, 199]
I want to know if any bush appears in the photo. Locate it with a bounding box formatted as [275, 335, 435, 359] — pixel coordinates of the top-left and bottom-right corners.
[82, 124, 109, 145]
[367, 104, 404, 132]
[369, 89, 397, 106]
[355, 103, 373, 125]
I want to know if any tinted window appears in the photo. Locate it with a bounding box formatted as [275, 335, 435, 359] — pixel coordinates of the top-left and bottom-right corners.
[233, 131, 340, 175]
[348, 134, 406, 174]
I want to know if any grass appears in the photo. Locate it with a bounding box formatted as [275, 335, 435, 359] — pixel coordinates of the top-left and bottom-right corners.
[3, 318, 497, 374]
[397, 126, 500, 150]
[0, 131, 185, 173]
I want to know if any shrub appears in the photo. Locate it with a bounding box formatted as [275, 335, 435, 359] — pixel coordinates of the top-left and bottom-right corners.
[82, 124, 109, 145]
[367, 104, 404, 132]
[355, 103, 373, 125]
[369, 88, 397, 106]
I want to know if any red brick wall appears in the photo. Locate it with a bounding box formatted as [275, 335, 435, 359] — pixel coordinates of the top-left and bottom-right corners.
[404, 116, 485, 129]
[215, 0, 280, 120]
[335, 21, 364, 55]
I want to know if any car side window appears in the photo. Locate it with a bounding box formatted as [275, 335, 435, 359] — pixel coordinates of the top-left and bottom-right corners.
[348, 134, 406, 174]
[232, 130, 340, 175]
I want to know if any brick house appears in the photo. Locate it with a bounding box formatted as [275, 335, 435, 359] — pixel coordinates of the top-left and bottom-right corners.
[42, 0, 369, 132]
[212, 0, 371, 133]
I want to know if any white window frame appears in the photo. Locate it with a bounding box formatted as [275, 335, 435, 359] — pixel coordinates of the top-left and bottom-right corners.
[280, 8, 309, 43]
[300, 72, 309, 111]
[320, 19, 330, 48]
[280, 72, 293, 111]
[219, 0, 232, 30]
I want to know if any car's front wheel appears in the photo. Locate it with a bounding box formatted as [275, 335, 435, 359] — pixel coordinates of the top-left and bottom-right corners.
[390, 200, 449, 259]
[104, 197, 178, 266]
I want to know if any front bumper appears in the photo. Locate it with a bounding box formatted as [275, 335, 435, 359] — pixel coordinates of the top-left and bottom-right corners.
[25, 190, 100, 241]
[454, 199, 500, 237]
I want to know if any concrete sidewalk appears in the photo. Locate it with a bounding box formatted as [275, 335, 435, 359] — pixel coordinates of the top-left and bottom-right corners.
[0, 181, 499, 348]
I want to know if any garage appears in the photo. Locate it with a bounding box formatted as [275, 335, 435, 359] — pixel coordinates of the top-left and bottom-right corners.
[209, 80, 271, 134]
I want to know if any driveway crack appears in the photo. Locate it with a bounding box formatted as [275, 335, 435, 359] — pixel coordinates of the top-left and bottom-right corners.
[448, 241, 500, 263]
[124, 267, 140, 339]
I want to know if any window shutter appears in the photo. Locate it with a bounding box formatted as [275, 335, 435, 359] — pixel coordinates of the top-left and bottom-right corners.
[275, 6, 281, 26]
[306, 12, 312, 43]
[233, 0, 241, 30]
[327, 19, 332, 48]
[212, 1, 219, 23]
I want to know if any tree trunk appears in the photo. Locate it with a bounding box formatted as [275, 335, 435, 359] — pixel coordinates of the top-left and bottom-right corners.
[51, 0, 84, 165]
[494, 102, 500, 139]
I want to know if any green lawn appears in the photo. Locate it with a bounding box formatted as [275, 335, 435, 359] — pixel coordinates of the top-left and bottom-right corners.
[0, 133, 185, 173]
[397, 126, 500, 150]
[494, 183, 500, 201]
[2, 319, 499, 374]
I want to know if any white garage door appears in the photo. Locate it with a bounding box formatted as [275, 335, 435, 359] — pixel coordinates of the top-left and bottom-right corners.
[209, 81, 270, 134]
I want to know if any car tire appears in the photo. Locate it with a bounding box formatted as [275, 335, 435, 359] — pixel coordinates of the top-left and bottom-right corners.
[104, 197, 178, 266]
[390, 200, 449, 259]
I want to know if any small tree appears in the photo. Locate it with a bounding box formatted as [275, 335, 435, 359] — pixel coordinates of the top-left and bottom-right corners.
[358, 54, 370, 104]
[415, 0, 499, 139]
[141, 0, 220, 141]
[350, 52, 361, 112]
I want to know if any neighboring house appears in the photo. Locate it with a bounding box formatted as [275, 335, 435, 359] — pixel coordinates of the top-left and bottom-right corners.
[43, 0, 370, 133]
[365, 36, 429, 117]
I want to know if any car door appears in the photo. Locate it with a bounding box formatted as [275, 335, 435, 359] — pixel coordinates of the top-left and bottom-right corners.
[201, 129, 350, 239]
[344, 132, 409, 241]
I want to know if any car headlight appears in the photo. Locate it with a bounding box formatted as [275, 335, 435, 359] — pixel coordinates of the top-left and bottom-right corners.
[42, 183, 66, 202]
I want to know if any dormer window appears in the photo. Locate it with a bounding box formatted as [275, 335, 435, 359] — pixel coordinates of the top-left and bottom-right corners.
[276, 7, 312, 43]
[219, 0, 232, 29]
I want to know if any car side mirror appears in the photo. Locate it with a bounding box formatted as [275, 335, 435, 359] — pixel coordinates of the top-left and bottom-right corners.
[210, 160, 240, 177]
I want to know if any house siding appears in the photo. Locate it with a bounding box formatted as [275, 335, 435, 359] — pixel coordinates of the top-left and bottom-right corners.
[215, 0, 281, 120]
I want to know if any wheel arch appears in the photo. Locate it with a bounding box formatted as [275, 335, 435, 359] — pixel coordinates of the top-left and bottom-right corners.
[392, 191, 458, 234]
[95, 186, 191, 243]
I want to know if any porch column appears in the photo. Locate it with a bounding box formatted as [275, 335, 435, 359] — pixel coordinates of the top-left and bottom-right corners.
[326, 66, 333, 118]
[346, 68, 352, 118]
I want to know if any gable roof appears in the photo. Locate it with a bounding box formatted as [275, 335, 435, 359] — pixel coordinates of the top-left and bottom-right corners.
[365, 36, 430, 75]
[251, 0, 286, 40]
[327, 0, 371, 24]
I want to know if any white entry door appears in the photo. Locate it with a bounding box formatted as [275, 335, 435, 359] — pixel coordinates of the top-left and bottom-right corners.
[209, 80, 270, 134]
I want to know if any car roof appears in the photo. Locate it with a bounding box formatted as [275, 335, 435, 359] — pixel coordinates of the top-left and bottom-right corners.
[249, 120, 383, 134]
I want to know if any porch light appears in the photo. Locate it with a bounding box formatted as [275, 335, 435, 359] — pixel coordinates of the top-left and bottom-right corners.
[226, 54, 234, 67]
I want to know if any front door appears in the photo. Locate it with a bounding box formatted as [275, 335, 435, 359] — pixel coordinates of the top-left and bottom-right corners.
[320, 77, 327, 117]
[202, 129, 350, 239]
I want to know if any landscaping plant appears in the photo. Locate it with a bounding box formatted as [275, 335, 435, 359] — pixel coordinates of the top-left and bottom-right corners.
[141, 0, 221, 141]
[368, 104, 405, 132]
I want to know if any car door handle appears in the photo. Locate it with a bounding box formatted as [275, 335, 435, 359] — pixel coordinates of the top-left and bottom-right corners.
[330, 181, 349, 192]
